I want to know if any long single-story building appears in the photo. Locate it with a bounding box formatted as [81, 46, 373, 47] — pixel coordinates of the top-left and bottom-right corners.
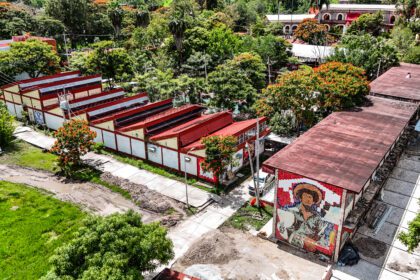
[1, 72, 269, 184]
[267, 3, 398, 34]
[262, 63, 420, 261]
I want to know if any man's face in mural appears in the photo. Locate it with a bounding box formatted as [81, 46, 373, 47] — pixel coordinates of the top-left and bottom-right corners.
[301, 192, 314, 206]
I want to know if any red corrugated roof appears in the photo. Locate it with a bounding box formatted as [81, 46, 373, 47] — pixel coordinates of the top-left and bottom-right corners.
[90, 98, 173, 125]
[118, 104, 204, 132]
[263, 96, 417, 193]
[150, 111, 234, 147]
[370, 63, 420, 102]
[1, 71, 81, 90]
[152, 268, 200, 280]
[22, 74, 101, 94]
[181, 117, 267, 151]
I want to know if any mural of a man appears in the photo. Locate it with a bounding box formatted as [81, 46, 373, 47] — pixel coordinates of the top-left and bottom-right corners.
[278, 183, 334, 252]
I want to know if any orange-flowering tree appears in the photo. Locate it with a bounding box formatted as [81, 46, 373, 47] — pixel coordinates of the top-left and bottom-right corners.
[294, 19, 328, 44]
[201, 135, 237, 186]
[50, 119, 96, 176]
[315, 62, 370, 111]
[255, 62, 369, 135]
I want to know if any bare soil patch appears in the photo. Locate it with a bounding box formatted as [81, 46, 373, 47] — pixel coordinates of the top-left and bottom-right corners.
[99, 172, 186, 226]
[180, 230, 239, 266]
[353, 236, 387, 259]
[173, 227, 327, 280]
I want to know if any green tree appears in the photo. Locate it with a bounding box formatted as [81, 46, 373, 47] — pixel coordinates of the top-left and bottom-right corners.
[0, 39, 60, 78]
[329, 34, 399, 80]
[241, 35, 292, 77]
[403, 45, 420, 64]
[50, 119, 96, 176]
[0, 103, 15, 148]
[229, 52, 266, 90]
[201, 135, 237, 185]
[168, 0, 197, 62]
[315, 62, 370, 111]
[86, 41, 134, 84]
[294, 18, 329, 45]
[347, 12, 384, 36]
[45, 0, 91, 47]
[33, 16, 66, 37]
[0, 8, 35, 38]
[108, 1, 125, 39]
[398, 209, 420, 252]
[309, 0, 329, 10]
[255, 62, 369, 135]
[136, 68, 178, 101]
[42, 211, 174, 280]
[208, 54, 262, 112]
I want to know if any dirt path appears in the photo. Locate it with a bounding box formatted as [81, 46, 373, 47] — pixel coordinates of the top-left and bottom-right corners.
[173, 227, 327, 280]
[0, 164, 157, 222]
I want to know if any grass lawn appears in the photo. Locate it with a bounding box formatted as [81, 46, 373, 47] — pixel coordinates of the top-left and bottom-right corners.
[225, 203, 273, 231]
[0, 141, 131, 199]
[0, 141, 57, 172]
[0, 181, 87, 279]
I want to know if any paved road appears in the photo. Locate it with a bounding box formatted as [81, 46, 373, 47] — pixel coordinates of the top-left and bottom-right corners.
[13, 126, 214, 208]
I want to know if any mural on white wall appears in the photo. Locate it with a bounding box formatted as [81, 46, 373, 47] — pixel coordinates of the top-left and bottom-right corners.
[275, 173, 343, 256]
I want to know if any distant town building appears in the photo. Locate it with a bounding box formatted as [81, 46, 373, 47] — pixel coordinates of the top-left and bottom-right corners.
[266, 4, 398, 35]
[319, 4, 397, 32]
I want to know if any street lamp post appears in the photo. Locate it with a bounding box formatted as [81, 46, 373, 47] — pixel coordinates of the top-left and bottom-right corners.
[184, 147, 196, 209]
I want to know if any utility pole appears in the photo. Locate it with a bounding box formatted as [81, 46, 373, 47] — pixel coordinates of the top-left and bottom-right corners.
[63, 33, 70, 67]
[255, 118, 261, 208]
[246, 142, 259, 208]
[267, 57, 272, 84]
[376, 58, 382, 78]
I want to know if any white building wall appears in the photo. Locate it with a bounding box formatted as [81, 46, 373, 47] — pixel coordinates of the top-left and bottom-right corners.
[117, 135, 131, 155]
[45, 113, 64, 130]
[103, 131, 116, 150]
[90, 127, 103, 143]
[132, 139, 146, 159]
[147, 143, 162, 164]
[6, 102, 16, 116]
[231, 148, 244, 173]
[180, 153, 198, 176]
[162, 148, 179, 170]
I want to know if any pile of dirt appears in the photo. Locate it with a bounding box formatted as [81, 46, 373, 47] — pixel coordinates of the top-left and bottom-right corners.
[100, 172, 184, 217]
[353, 236, 387, 259]
[180, 230, 239, 266]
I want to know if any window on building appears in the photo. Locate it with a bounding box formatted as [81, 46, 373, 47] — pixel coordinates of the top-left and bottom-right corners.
[323, 13, 331, 21]
[238, 133, 245, 144]
[291, 25, 298, 33]
[337, 13, 344, 21]
[390, 15, 396, 24]
[284, 25, 290, 34]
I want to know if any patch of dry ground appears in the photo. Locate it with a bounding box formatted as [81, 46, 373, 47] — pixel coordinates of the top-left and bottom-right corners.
[0, 165, 186, 225]
[173, 227, 327, 280]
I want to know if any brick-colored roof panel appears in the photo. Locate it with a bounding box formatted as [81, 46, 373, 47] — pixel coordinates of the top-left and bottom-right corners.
[263, 97, 417, 193]
[370, 63, 420, 102]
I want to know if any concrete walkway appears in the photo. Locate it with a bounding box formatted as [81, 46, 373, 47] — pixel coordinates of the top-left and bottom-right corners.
[13, 126, 213, 208]
[13, 125, 253, 271]
[333, 146, 420, 280]
[167, 181, 251, 266]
